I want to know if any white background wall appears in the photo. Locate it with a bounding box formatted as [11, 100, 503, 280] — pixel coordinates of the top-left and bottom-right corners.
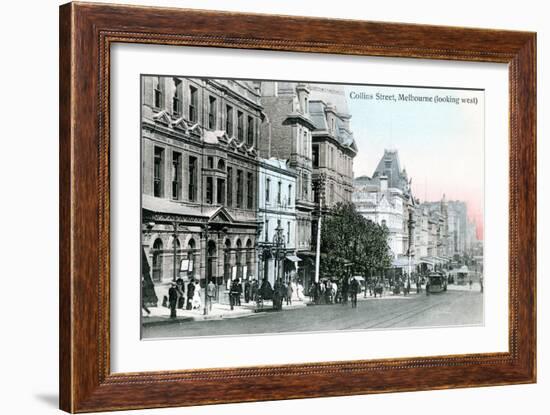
[0, 0, 546, 414]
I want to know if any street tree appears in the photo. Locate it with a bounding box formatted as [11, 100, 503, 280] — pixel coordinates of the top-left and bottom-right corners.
[320, 202, 392, 281]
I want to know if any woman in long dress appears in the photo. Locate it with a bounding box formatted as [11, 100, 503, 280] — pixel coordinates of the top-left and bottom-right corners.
[296, 281, 304, 301]
[192, 281, 202, 310]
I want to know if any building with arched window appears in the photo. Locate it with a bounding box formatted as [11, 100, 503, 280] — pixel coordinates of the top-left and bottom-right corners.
[141, 76, 262, 302]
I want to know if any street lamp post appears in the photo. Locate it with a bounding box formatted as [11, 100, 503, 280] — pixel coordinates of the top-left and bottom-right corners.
[273, 224, 286, 282]
[201, 222, 227, 316]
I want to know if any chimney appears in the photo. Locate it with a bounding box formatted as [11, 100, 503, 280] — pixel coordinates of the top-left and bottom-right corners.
[380, 175, 388, 192]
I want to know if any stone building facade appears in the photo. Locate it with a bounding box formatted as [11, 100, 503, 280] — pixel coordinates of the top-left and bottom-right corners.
[258, 82, 357, 287]
[257, 158, 298, 285]
[308, 84, 357, 208]
[353, 150, 415, 260]
[141, 76, 263, 295]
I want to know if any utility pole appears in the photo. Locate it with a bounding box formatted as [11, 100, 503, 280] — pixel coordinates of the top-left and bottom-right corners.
[314, 174, 326, 284]
[202, 223, 209, 316]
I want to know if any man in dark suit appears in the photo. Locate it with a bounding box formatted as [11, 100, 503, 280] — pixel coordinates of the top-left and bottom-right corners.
[168, 282, 178, 318]
[349, 278, 359, 308]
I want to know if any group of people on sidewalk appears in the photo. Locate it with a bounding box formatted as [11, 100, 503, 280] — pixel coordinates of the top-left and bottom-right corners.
[309, 277, 360, 308]
[165, 278, 203, 318]
[229, 277, 305, 311]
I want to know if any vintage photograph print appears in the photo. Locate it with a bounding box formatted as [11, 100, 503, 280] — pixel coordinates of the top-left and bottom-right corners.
[140, 76, 484, 339]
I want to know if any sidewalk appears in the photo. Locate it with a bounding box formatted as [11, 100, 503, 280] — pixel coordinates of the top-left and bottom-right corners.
[142, 297, 309, 326]
[142, 284, 479, 326]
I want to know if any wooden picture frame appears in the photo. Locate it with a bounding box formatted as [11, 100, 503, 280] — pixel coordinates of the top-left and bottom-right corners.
[59, 2, 536, 412]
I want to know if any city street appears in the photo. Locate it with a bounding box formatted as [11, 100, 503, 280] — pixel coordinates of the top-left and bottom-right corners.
[142, 289, 483, 339]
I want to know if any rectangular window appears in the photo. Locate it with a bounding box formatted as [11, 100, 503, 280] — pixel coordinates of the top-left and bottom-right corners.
[277, 181, 282, 205]
[172, 78, 182, 115]
[312, 144, 319, 168]
[302, 172, 308, 198]
[153, 147, 164, 197]
[237, 111, 244, 140]
[189, 85, 198, 122]
[288, 184, 292, 205]
[236, 170, 243, 208]
[171, 151, 182, 200]
[217, 178, 225, 205]
[247, 116, 254, 146]
[287, 221, 291, 244]
[247, 172, 253, 209]
[265, 219, 269, 242]
[153, 76, 162, 108]
[188, 156, 197, 202]
[227, 167, 233, 207]
[207, 156, 214, 169]
[208, 96, 217, 129]
[226, 105, 233, 135]
[206, 177, 213, 204]
[266, 178, 270, 202]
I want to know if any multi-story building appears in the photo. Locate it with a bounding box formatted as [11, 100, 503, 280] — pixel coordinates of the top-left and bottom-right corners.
[258, 82, 357, 287]
[353, 150, 415, 259]
[258, 82, 316, 260]
[308, 84, 358, 208]
[257, 158, 298, 285]
[141, 76, 263, 295]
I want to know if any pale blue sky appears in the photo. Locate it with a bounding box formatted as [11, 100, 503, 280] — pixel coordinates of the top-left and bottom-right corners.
[344, 84, 484, 231]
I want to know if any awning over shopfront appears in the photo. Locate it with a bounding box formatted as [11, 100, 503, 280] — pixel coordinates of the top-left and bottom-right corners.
[285, 255, 302, 262]
[419, 257, 436, 266]
[392, 256, 417, 268]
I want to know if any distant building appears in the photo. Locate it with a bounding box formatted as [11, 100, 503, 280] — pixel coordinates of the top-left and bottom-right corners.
[257, 158, 298, 285]
[353, 150, 415, 260]
[141, 76, 263, 293]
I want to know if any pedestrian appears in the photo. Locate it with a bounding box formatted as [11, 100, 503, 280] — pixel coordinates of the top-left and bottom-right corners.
[290, 279, 297, 301]
[331, 280, 338, 303]
[237, 278, 243, 306]
[479, 275, 484, 293]
[192, 280, 201, 310]
[206, 279, 216, 312]
[349, 277, 359, 308]
[416, 277, 421, 294]
[251, 278, 259, 303]
[168, 282, 178, 318]
[186, 279, 195, 310]
[286, 280, 294, 305]
[141, 277, 151, 316]
[469, 277, 473, 290]
[176, 277, 185, 309]
[244, 279, 251, 303]
[296, 280, 304, 301]
[341, 276, 349, 305]
[229, 278, 241, 310]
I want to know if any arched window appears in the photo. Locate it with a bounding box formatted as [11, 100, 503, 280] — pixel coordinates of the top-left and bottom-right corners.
[152, 238, 163, 282]
[217, 159, 226, 171]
